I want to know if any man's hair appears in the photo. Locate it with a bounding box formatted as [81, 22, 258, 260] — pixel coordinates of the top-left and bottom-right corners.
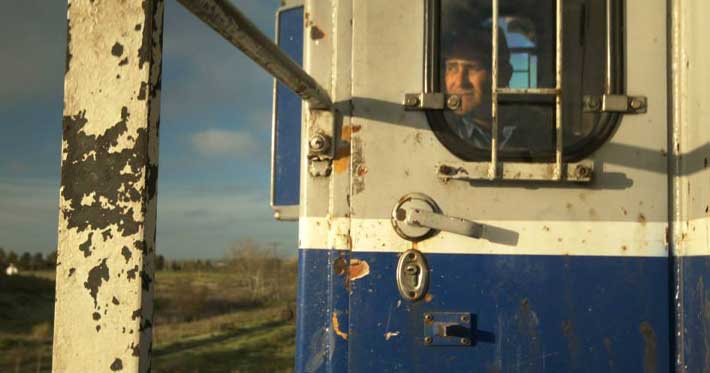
[442, 27, 513, 85]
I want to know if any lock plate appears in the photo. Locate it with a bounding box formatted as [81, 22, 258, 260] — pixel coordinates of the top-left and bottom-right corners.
[396, 249, 429, 301]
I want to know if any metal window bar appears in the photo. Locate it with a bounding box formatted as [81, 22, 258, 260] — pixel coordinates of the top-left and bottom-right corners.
[489, 0, 563, 180]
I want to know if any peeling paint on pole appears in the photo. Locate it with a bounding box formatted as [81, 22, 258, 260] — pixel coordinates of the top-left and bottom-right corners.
[53, 1, 164, 372]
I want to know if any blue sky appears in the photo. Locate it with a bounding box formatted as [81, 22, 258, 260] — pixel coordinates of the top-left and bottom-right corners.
[0, 0, 297, 259]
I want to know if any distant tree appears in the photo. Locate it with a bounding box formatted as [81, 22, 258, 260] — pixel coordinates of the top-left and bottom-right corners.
[46, 251, 58, 269]
[31, 253, 44, 271]
[170, 260, 181, 271]
[7, 251, 18, 265]
[155, 255, 166, 271]
[0, 247, 6, 262]
[19, 252, 31, 270]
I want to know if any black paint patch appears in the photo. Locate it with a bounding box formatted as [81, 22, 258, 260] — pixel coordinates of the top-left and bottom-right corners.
[132, 308, 142, 320]
[111, 42, 124, 57]
[112, 296, 120, 305]
[102, 229, 113, 240]
[61, 108, 148, 237]
[65, 16, 72, 75]
[146, 164, 158, 201]
[119, 57, 129, 66]
[84, 259, 110, 307]
[68, 268, 76, 277]
[93, 312, 101, 321]
[127, 265, 139, 280]
[121, 246, 132, 263]
[134, 240, 147, 253]
[140, 270, 152, 292]
[138, 1, 152, 68]
[79, 232, 94, 257]
[135, 23, 142, 31]
[131, 342, 140, 356]
[96, 325, 101, 332]
[137, 82, 148, 101]
[110, 358, 123, 371]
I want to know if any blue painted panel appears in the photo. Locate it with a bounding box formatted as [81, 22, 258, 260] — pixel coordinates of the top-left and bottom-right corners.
[273, 7, 303, 206]
[677, 256, 710, 371]
[296, 249, 350, 373]
[347, 252, 669, 373]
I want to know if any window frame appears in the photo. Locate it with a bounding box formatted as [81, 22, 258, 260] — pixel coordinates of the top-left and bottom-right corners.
[421, 0, 627, 181]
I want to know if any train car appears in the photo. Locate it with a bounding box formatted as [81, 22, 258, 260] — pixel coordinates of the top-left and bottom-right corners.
[52, 0, 708, 371]
[269, 0, 709, 372]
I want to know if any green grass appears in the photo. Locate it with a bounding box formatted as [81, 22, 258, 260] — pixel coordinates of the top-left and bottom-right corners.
[0, 270, 297, 372]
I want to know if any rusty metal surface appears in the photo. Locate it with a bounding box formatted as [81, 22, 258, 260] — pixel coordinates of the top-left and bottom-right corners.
[53, 1, 164, 372]
[176, 0, 332, 110]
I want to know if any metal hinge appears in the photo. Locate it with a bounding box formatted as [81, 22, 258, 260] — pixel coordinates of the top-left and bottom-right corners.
[403, 93, 463, 111]
[583, 94, 647, 114]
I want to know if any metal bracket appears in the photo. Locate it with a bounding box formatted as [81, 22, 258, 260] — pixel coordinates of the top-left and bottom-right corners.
[307, 110, 335, 177]
[423, 312, 473, 346]
[583, 94, 647, 114]
[437, 161, 594, 182]
[403, 93, 463, 111]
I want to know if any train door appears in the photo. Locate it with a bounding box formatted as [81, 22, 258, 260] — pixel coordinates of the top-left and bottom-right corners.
[345, 0, 669, 371]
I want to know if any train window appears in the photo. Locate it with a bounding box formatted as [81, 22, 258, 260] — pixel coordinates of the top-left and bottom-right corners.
[426, 0, 621, 163]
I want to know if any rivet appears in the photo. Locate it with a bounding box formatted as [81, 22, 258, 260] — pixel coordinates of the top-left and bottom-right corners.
[424, 336, 433, 345]
[405, 96, 419, 107]
[460, 337, 470, 345]
[460, 315, 469, 322]
[446, 95, 461, 110]
[630, 98, 644, 110]
[424, 313, 433, 322]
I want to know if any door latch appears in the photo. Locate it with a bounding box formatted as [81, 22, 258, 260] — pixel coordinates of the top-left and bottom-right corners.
[391, 193, 484, 241]
[396, 249, 429, 301]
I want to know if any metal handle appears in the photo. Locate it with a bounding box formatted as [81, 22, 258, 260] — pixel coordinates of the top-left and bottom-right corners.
[398, 207, 483, 239]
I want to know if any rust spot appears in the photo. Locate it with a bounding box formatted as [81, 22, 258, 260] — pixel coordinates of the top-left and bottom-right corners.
[621, 245, 628, 252]
[333, 257, 347, 276]
[638, 213, 647, 225]
[639, 321, 657, 373]
[589, 208, 598, 219]
[424, 293, 433, 303]
[566, 202, 573, 209]
[622, 207, 628, 216]
[333, 147, 350, 174]
[332, 312, 348, 340]
[357, 165, 368, 177]
[543, 226, 550, 232]
[310, 26, 325, 40]
[110, 358, 123, 371]
[349, 259, 370, 281]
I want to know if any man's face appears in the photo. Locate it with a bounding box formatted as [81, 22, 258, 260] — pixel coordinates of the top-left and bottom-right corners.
[444, 57, 492, 119]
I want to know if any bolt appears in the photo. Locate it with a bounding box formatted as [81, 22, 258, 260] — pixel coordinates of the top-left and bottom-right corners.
[630, 97, 644, 110]
[460, 338, 471, 345]
[460, 315, 469, 323]
[405, 96, 420, 107]
[424, 336, 433, 345]
[446, 95, 461, 110]
[309, 134, 329, 153]
[424, 313, 433, 322]
[575, 165, 591, 179]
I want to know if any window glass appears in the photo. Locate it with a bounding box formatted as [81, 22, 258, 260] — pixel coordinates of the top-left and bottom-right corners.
[431, 0, 610, 162]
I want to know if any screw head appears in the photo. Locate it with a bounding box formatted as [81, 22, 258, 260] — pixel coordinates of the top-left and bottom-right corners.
[460, 338, 470, 345]
[309, 134, 329, 153]
[575, 165, 591, 178]
[587, 97, 601, 110]
[630, 98, 644, 110]
[423, 336, 433, 345]
[424, 313, 433, 322]
[446, 95, 461, 110]
[405, 96, 420, 107]
[460, 315, 469, 323]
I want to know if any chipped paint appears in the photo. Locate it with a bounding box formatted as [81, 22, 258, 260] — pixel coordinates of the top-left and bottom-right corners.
[53, 1, 164, 372]
[384, 331, 400, 340]
[349, 258, 370, 281]
[332, 311, 348, 340]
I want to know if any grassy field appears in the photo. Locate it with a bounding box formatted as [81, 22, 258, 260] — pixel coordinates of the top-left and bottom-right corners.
[0, 267, 297, 373]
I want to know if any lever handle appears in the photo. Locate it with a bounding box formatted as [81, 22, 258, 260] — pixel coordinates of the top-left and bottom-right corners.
[397, 207, 483, 239]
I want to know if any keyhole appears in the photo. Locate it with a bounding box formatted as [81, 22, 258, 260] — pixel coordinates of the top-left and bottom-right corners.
[405, 264, 420, 289]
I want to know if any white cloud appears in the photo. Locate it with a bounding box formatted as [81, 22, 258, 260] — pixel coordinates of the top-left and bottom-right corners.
[190, 129, 260, 157]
